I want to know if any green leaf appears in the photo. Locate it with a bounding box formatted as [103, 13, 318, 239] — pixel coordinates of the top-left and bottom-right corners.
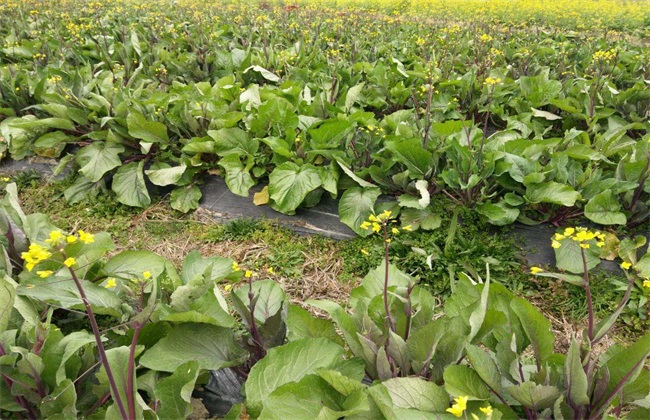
[316, 369, 366, 397]
[161, 285, 235, 328]
[170, 185, 202, 213]
[511, 298, 554, 367]
[382, 377, 449, 413]
[269, 162, 322, 214]
[145, 163, 187, 187]
[443, 365, 491, 400]
[286, 304, 343, 345]
[525, 182, 580, 206]
[101, 250, 174, 282]
[218, 155, 255, 197]
[564, 339, 589, 406]
[40, 379, 77, 418]
[336, 161, 376, 188]
[231, 279, 286, 325]
[636, 253, 650, 279]
[0, 275, 15, 333]
[208, 128, 258, 157]
[465, 344, 503, 396]
[76, 142, 125, 183]
[554, 238, 601, 274]
[244, 65, 280, 82]
[139, 323, 247, 372]
[17, 279, 122, 318]
[400, 208, 441, 231]
[594, 332, 650, 413]
[99, 346, 141, 416]
[386, 138, 433, 178]
[531, 108, 562, 121]
[345, 83, 365, 112]
[245, 337, 347, 416]
[154, 361, 200, 419]
[477, 201, 520, 226]
[111, 161, 151, 207]
[338, 187, 381, 236]
[127, 111, 169, 144]
[309, 120, 354, 149]
[53, 331, 96, 386]
[584, 190, 626, 225]
[406, 319, 445, 374]
[507, 382, 561, 410]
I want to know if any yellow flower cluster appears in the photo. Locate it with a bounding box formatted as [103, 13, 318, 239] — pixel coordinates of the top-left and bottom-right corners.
[592, 49, 616, 62]
[21, 244, 51, 271]
[479, 34, 493, 42]
[484, 77, 501, 86]
[553, 227, 605, 249]
[446, 396, 468, 417]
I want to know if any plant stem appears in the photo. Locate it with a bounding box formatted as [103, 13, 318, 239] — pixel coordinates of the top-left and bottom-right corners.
[65, 262, 128, 419]
[383, 226, 395, 333]
[581, 248, 594, 342]
[126, 322, 143, 420]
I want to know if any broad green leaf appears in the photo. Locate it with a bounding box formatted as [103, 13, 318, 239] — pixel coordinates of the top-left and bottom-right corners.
[531, 108, 562, 120]
[584, 191, 627, 225]
[17, 278, 122, 318]
[525, 182, 580, 206]
[286, 304, 343, 345]
[564, 339, 589, 406]
[594, 332, 650, 412]
[316, 369, 366, 397]
[400, 208, 441, 231]
[306, 300, 364, 358]
[76, 142, 125, 183]
[112, 161, 151, 208]
[477, 201, 520, 226]
[101, 250, 174, 281]
[465, 344, 503, 396]
[161, 285, 235, 328]
[406, 319, 445, 374]
[127, 111, 169, 144]
[98, 346, 142, 417]
[336, 161, 376, 188]
[386, 138, 433, 178]
[139, 323, 247, 372]
[218, 155, 255, 197]
[231, 279, 286, 325]
[381, 377, 449, 413]
[40, 379, 77, 418]
[0, 275, 15, 333]
[154, 361, 200, 420]
[309, 120, 354, 149]
[507, 382, 561, 410]
[269, 162, 322, 214]
[443, 365, 491, 400]
[345, 83, 365, 112]
[468, 278, 490, 342]
[338, 187, 381, 236]
[145, 163, 187, 187]
[554, 238, 601, 274]
[511, 298, 554, 367]
[245, 337, 347, 415]
[170, 185, 202, 213]
[636, 253, 650, 278]
[208, 128, 258, 157]
[53, 331, 96, 386]
[244, 65, 280, 82]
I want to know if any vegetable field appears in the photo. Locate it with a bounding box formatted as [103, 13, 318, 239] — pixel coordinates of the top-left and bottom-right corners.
[1, 1, 650, 419]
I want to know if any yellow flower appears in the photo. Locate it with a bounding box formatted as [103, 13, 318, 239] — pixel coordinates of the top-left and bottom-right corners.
[232, 261, 240, 272]
[620, 261, 632, 270]
[267, 267, 275, 274]
[480, 406, 494, 416]
[402, 225, 412, 231]
[368, 214, 379, 222]
[554, 233, 565, 241]
[77, 230, 94, 244]
[563, 227, 575, 236]
[245, 270, 253, 278]
[360, 221, 372, 230]
[63, 257, 76, 267]
[224, 283, 233, 291]
[551, 240, 561, 249]
[66, 235, 77, 244]
[37, 270, 53, 278]
[361, 249, 369, 255]
[21, 243, 52, 271]
[45, 230, 64, 245]
[380, 210, 392, 219]
[372, 223, 381, 233]
[446, 396, 468, 417]
[142, 271, 151, 279]
[2, 177, 10, 182]
[391, 227, 400, 234]
[580, 243, 590, 249]
[643, 279, 650, 288]
[530, 266, 543, 274]
[104, 278, 116, 288]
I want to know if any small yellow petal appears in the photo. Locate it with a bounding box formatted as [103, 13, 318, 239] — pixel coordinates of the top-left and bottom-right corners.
[142, 271, 151, 279]
[63, 257, 76, 267]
